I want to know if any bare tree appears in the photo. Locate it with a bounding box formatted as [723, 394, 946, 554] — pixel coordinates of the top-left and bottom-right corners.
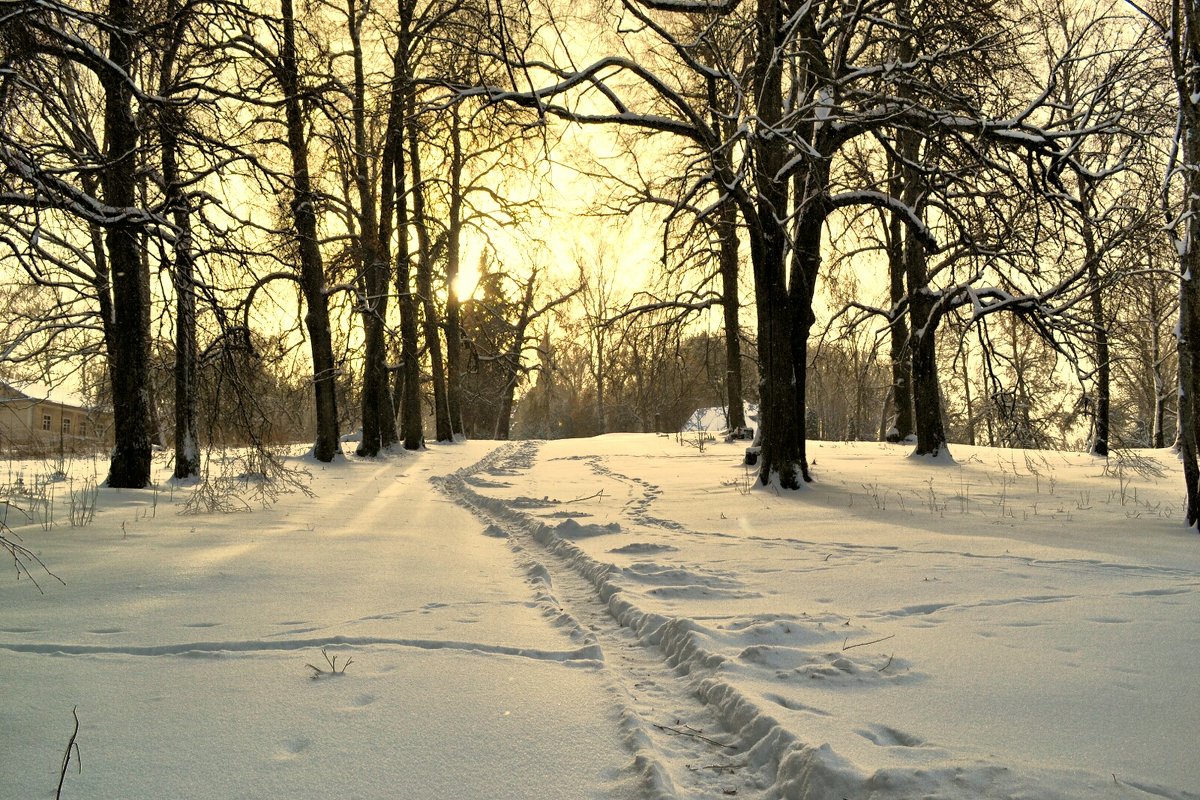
[0, 0, 161, 486]
[1132, 0, 1200, 527]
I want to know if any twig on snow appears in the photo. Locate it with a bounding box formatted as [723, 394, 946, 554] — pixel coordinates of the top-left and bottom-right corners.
[842, 633, 896, 651]
[687, 761, 748, 774]
[654, 721, 737, 750]
[56, 706, 80, 800]
[564, 490, 604, 503]
[306, 647, 353, 678]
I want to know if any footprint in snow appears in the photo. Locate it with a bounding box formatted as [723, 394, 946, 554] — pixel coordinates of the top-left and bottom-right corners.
[857, 724, 925, 748]
[275, 737, 312, 761]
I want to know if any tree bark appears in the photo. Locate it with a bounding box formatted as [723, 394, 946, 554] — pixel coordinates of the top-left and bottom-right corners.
[103, 0, 154, 488]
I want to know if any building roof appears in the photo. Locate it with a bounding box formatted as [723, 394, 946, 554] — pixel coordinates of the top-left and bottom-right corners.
[0, 379, 93, 410]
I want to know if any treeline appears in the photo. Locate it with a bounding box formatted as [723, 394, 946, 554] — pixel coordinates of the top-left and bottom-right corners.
[3, 0, 1200, 525]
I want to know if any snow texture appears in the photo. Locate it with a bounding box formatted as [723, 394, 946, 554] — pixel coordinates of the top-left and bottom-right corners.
[3, 436, 1199, 799]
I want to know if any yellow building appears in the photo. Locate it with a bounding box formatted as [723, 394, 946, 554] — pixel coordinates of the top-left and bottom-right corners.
[0, 380, 112, 454]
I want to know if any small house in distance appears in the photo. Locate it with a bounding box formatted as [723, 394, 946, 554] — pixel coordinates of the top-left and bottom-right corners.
[0, 380, 112, 455]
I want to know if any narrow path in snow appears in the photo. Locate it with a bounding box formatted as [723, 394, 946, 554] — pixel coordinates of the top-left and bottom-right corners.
[435, 442, 776, 800]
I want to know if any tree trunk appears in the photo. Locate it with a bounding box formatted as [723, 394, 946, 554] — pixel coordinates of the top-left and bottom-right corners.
[103, 0, 153, 488]
[1152, 294, 1166, 449]
[886, 207, 913, 442]
[281, 0, 339, 462]
[409, 119, 452, 443]
[788, 206, 823, 481]
[1074, 174, 1110, 456]
[158, 3, 200, 480]
[910, 293, 947, 456]
[1089, 267, 1111, 457]
[962, 348, 976, 446]
[391, 0, 422, 450]
[745, 0, 805, 488]
[752, 260, 803, 488]
[496, 268, 537, 440]
[1179, 153, 1200, 525]
[1171, 0, 1200, 528]
[717, 198, 745, 431]
[495, 380, 515, 440]
[395, 189, 423, 449]
[444, 109, 466, 437]
[351, 0, 395, 457]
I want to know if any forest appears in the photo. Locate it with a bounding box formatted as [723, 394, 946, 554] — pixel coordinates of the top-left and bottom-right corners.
[2, 0, 1199, 524]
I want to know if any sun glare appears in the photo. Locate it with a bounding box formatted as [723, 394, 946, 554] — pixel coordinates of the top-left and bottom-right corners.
[453, 261, 482, 302]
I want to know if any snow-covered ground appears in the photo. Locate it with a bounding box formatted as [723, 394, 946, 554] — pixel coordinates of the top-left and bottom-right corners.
[3, 436, 1197, 799]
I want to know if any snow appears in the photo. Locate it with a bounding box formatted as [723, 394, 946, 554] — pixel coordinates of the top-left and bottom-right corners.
[681, 403, 758, 433]
[4, 436, 1199, 799]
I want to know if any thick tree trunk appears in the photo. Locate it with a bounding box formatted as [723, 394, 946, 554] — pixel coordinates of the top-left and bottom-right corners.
[752, 266, 803, 488]
[910, 294, 947, 456]
[103, 0, 153, 488]
[899, 136, 945, 457]
[745, 0, 805, 488]
[281, 0, 339, 462]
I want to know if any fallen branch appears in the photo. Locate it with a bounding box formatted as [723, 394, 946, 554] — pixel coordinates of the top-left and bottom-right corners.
[842, 633, 896, 651]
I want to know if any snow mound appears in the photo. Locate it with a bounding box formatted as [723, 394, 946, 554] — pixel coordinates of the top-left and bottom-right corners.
[608, 542, 678, 555]
[553, 518, 621, 538]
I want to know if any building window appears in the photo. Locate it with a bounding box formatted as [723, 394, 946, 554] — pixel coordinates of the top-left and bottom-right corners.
[42, 414, 51, 431]
[62, 418, 71, 434]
